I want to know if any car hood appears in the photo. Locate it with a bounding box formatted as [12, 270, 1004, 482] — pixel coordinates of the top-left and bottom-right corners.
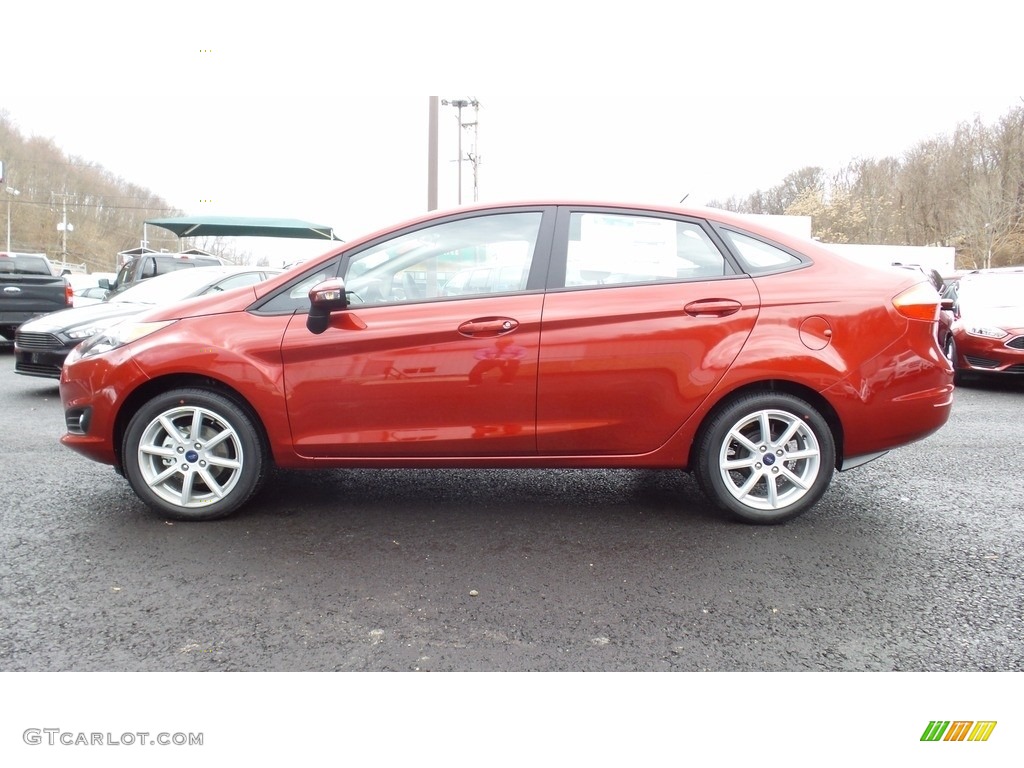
[17, 301, 155, 335]
[961, 307, 1024, 331]
[130, 285, 262, 323]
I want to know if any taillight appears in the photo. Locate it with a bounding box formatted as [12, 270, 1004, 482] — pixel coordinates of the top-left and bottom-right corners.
[64, 278, 74, 306]
[892, 282, 939, 322]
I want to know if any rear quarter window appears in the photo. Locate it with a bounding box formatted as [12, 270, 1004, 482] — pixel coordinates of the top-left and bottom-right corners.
[718, 229, 807, 275]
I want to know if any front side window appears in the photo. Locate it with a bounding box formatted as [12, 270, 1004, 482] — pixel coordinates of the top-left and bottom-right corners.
[114, 262, 132, 286]
[254, 258, 340, 314]
[343, 212, 543, 304]
[564, 212, 733, 287]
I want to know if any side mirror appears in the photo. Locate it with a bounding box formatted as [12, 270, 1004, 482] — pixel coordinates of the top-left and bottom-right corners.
[306, 278, 348, 334]
[940, 298, 954, 311]
[98, 278, 111, 290]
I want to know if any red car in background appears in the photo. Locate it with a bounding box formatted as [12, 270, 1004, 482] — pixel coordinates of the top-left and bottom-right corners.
[58, 202, 953, 524]
[941, 269, 1024, 380]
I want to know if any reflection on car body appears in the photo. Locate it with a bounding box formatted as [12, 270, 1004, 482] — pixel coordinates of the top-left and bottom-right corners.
[58, 202, 953, 525]
[15, 266, 281, 378]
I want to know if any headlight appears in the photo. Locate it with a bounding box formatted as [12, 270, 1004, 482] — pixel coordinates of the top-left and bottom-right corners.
[76, 320, 177, 359]
[965, 325, 1007, 339]
[66, 326, 106, 340]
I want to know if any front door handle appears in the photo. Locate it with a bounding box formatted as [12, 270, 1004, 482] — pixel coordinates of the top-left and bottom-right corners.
[458, 317, 519, 337]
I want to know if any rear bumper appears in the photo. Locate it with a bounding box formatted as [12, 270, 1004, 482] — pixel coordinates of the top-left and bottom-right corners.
[825, 336, 955, 460]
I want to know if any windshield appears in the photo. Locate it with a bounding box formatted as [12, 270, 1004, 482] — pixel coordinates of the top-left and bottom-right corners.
[108, 268, 230, 305]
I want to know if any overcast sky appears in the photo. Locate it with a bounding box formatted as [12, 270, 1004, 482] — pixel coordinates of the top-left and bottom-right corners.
[3, 0, 1021, 259]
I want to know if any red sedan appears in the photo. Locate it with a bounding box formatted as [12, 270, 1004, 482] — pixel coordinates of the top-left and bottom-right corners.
[942, 270, 1024, 380]
[59, 202, 953, 524]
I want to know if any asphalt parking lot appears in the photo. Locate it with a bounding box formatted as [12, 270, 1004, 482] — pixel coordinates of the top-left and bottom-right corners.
[1, 344, 1022, 672]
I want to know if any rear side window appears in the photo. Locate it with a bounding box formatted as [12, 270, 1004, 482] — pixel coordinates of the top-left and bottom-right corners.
[563, 212, 734, 288]
[200, 272, 266, 294]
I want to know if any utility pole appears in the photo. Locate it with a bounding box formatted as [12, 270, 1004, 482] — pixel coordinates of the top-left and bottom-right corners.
[464, 103, 481, 203]
[5, 186, 20, 253]
[441, 98, 481, 205]
[427, 96, 439, 211]
[51, 191, 77, 266]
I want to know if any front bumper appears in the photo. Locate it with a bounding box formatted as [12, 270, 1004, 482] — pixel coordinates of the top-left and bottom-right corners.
[14, 330, 73, 378]
[956, 331, 1024, 374]
[59, 348, 151, 467]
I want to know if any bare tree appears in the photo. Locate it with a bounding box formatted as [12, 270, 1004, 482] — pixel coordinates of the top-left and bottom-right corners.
[699, 104, 1024, 267]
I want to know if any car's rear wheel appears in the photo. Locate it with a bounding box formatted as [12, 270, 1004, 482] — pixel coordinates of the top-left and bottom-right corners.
[695, 392, 835, 524]
[122, 388, 266, 521]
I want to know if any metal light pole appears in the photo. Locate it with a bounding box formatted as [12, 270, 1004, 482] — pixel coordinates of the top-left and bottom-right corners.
[5, 186, 19, 253]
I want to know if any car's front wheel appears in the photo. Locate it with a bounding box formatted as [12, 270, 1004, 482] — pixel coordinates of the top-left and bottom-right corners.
[122, 388, 267, 520]
[943, 335, 969, 384]
[695, 392, 836, 524]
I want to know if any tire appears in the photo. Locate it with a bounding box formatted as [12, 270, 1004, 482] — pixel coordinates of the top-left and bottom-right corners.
[695, 392, 836, 524]
[944, 336, 967, 385]
[943, 334, 956, 366]
[122, 388, 267, 521]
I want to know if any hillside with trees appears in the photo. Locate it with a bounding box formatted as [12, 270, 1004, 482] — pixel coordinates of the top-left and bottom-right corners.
[709, 105, 1024, 270]
[0, 112, 193, 272]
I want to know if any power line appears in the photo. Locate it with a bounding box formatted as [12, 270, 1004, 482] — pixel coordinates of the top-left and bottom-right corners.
[4, 197, 179, 213]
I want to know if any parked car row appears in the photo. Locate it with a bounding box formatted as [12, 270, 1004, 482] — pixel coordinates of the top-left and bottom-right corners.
[14, 267, 281, 378]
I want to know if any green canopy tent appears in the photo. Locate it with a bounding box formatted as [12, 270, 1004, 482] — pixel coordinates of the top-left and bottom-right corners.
[145, 216, 340, 241]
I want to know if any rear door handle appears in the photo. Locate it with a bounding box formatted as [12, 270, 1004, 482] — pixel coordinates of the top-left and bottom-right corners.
[683, 299, 743, 317]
